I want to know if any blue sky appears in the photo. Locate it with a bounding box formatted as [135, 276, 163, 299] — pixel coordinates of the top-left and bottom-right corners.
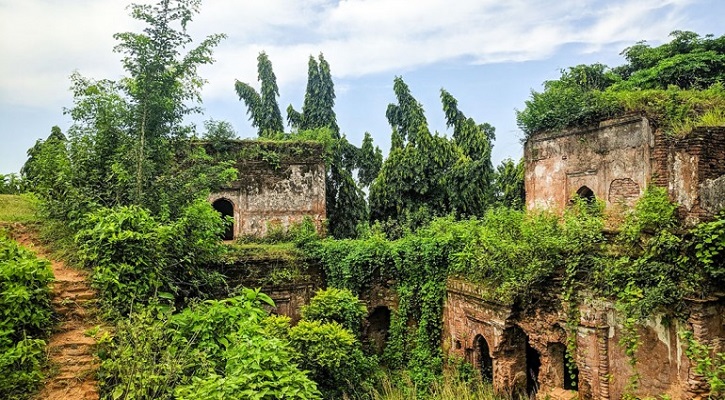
[1, 0, 724, 174]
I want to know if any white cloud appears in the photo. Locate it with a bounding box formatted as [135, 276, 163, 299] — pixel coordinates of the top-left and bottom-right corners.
[0, 0, 697, 108]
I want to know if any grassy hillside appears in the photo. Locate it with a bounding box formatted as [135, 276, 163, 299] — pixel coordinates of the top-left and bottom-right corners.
[0, 194, 38, 223]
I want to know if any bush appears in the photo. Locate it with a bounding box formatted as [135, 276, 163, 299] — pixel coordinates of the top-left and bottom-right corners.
[289, 320, 377, 399]
[75, 200, 227, 315]
[175, 328, 321, 400]
[99, 289, 321, 400]
[0, 233, 54, 398]
[302, 288, 367, 335]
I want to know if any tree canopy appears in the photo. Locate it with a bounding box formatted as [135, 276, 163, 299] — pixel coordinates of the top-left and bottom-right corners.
[235, 52, 285, 137]
[517, 31, 725, 136]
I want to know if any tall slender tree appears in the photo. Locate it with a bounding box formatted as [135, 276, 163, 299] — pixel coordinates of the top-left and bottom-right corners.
[287, 54, 339, 136]
[113, 0, 225, 204]
[235, 52, 284, 137]
[370, 79, 497, 230]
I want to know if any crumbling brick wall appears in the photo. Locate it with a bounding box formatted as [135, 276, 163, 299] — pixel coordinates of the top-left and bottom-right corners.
[442, 279, 725, 399]
[525, 116, 725, 224]
[206, 140, 326, 238]
[652, 127, 725, 224]
[524, 115, 654, 214]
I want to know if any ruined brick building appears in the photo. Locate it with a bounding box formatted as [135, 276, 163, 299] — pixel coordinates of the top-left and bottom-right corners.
[523, 114, 725, 224]
[207, 140, 326, 239]
[443, 115, 725, 399]
[217, 123, 724, 399]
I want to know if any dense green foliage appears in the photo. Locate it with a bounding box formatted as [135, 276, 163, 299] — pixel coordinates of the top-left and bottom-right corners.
[517, 31, 725, 135]
[287, 54, 340, 135]
[264, 289, 378, 399]
[0, 233, 54, 399]
[75, 200, 228, 315]
[301, 288, 367, 334]
[16, 0, 724, 396]
[369, 78, 497, 234]
[305, 191, 725, 391]
[21, 1, 233, 224]
[235, 52, 285, 137]
[0, 174, 25, 195]
[286, 54, 380, 239]
[98, 289, 321, 400]
[492, 158, 525, 209]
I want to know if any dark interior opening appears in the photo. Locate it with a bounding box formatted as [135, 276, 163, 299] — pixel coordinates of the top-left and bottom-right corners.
[526, 338, 541, 396]
[564, 347, 579, 390]
[576, 186, 596, 203]
[212, 198, 234, 241]
[475, 334, 494, 383]
[366, 306, 391, 355]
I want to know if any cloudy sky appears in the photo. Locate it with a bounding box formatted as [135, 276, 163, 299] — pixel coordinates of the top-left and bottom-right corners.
[1, 0, 723, 174]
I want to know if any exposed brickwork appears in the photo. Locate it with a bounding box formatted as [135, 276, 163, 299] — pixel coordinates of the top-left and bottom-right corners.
[524, 114, 654, 214]
[608, 178, 641, 207]
[526, 116, 725, 225]
[443, 280, 725, 399]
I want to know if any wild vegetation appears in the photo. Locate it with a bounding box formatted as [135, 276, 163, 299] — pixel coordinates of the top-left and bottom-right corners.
[1, 0, 724, 398]
[0, 231, 54, 398]
[517, 31, 725, 136]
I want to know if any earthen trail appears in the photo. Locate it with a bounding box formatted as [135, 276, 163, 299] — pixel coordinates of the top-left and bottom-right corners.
[11, 225, 100, 400]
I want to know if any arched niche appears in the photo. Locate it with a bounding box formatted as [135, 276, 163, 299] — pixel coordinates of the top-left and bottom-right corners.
[212, 198, 234, 241]
[474, 334, 494, 383]
[576, 186, 596, 203]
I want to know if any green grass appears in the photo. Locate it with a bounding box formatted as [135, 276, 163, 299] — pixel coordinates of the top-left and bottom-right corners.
[0, 194, 38, 223]
[371, 371, 508, 400]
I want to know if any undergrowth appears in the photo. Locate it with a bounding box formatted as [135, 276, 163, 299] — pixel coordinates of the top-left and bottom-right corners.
[0, 231, 54, 399]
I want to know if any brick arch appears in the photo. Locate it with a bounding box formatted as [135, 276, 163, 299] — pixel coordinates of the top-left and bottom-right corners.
[474, 334, 494, 383]
[212, 197, 235, 240]
[608, 178, 640, 207]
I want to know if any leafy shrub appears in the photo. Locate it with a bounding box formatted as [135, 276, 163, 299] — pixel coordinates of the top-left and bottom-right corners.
[175, 327, 321, 400]
[75, 205, 168, 315]
[517, 31, 725, 136]
[75, 200, 227, 315]
[0, 233, 54, 398]
[289, 320, 377, 399]
[302, 288, 367, 334]
[685, 210, 725, 293]
[99, 289, 321, 400]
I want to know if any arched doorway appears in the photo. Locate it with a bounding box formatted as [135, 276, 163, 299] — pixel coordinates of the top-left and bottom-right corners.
[366, 306, 391, 356]
[576, 186, 596, 203]
[474, 334, 494, 383]
[212, 198, 234, 240]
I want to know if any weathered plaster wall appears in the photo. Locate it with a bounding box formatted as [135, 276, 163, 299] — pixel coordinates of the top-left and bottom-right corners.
[442, 279, 725, 399]
[524, 115, 653, 213]
[525, 117, 725, 224]
[207, 140, 326, 238]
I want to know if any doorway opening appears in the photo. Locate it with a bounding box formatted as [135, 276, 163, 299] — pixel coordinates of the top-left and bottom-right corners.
[525, 338, 541, 396]
[212, 198, 234, 240]
[366, 306, 391, 356]
[474, 334, 494, 383]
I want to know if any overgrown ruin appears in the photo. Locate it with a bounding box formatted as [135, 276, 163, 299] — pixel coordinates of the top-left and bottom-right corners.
[440, 116, 725, 399]
[220, 117, 725, 399]
[524, 114, 725, 224]
[207, 140, 327, 239]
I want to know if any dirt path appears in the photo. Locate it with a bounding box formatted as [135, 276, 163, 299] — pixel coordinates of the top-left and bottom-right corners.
[10, 224, 101, 400]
